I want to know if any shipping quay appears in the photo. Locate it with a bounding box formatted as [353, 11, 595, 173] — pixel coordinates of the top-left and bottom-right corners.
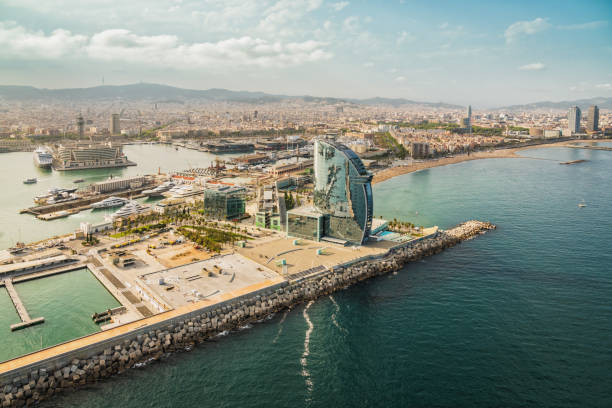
[0, 220, 495, 406]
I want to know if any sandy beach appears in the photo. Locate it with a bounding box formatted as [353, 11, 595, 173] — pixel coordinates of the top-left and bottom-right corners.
[371, 139, 609, 185]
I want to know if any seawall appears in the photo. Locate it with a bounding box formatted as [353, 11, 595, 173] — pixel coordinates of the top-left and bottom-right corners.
[0, 220, 495, 407]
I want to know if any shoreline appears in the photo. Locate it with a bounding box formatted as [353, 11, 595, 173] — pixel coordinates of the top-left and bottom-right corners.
[371, 138, 611, 185]
[0, 221, 495, 406]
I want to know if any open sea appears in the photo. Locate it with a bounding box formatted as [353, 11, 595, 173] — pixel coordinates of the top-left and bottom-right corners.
[1, 144, 611, 407]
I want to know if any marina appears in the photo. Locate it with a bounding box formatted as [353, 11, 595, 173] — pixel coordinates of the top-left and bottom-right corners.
[3, 279, 45, 331]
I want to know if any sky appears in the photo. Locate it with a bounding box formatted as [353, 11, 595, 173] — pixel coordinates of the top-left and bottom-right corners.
[0, 0, 611, 107]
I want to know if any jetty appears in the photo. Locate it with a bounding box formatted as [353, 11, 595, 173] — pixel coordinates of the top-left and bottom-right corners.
[566, 144, 612, 152]
[3, 279, 45, 331]
[0, 220, 495, 407]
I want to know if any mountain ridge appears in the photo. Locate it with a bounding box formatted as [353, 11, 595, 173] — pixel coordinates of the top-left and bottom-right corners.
[0, 83, 609, 110]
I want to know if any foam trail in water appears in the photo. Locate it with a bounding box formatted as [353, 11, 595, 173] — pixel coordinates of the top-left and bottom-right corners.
[301, 301, 314, 395]
[329, 295, 347, 334]
[272, 310, 289, 344]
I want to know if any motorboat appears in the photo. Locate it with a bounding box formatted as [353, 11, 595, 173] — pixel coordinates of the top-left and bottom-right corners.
[23, 178, 37, 184]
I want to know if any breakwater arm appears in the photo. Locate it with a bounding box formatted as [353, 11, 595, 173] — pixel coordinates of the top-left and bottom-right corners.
[0, 220, 494, 406]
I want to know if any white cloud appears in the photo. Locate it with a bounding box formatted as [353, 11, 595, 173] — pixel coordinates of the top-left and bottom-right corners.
[395, 76, 406, 82]
[559, 20, 607, 30]
[596, 83, 612, 90]
[87, 29, 332, 68]
[439, 22, 449, 29]
[258, 0, 323, 33]
[0, 23, 332, 68]
[363, 61, 374, 68]
[396, 31, 415, 45]
[343, 16, 359, 31]
[323, 20, 332, 30]
[0, 21, 87, 59]
[192, 0, 261, 33]
[504, 17, 550, 43]
[331, 1, 349, 11]
[518, 62, 545, 71]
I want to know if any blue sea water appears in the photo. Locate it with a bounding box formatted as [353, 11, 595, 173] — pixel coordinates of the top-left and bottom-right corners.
[48, 147, 612, 408]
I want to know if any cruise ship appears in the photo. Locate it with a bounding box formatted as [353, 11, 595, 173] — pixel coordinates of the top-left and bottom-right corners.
[142, 181, 175, 198]
[91, 196, 129, 209]
[162, 184, 203, 199]
[33, 147, 53, 169]
[107, 200, 150, 220]
[52, 142, 136, 171]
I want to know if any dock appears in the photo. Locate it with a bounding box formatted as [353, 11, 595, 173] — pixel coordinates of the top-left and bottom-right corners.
[566, 145, 612, 151]
[19, 184, 155, 218]
[3, 279, 45, 331]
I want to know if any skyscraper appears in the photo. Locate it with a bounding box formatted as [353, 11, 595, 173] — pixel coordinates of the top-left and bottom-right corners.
[587, 105, 599, 132]
[568, 106, 581, 134]
[461, 105, 472, 133]
[110, 113, 120, 135]
[76, 114, 84, 139]
[312, 138, 373, 244]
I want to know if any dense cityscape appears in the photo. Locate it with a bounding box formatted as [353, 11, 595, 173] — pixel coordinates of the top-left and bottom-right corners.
[0, 0, 611, 407]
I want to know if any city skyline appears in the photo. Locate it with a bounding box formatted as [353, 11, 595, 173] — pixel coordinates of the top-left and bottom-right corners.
[1, 0, 611, 107]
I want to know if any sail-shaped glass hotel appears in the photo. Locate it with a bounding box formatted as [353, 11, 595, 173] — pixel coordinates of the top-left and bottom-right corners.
[286, 137, 373, 245]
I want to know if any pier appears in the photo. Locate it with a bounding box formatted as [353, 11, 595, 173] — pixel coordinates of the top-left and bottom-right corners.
[566, 144, 612, 151]
[3, 279, 45, 331]
[19, 185, 154, 218]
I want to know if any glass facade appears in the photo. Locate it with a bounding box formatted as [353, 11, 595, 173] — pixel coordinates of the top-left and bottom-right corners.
[313, 139, 373, 245]
[286, 212, 323, 241]
[203, 187, 246, 220]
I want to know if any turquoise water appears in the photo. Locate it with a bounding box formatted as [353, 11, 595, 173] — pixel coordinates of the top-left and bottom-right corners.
[0, 268, 120, 362]
[0, 145, 236, 250]
[44, 147, 611, 407]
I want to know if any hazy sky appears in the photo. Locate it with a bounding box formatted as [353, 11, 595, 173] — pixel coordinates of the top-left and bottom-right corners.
[1, 0, 611, 107]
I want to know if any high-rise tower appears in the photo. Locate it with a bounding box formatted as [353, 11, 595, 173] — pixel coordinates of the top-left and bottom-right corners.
[568, 106, 581, 134]
[110, 113, 120, 135]
[587, 105, 599, 132]
[76, 114, 85, 139]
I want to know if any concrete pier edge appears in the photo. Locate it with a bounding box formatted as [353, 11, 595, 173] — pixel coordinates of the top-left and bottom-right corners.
[0, 220, 495, 407]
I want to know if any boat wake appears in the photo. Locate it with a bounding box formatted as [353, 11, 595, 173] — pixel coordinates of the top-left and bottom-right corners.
[329, 295, 347, 334]
[301, 301, 315, 396]
[272, 310, 289, 344]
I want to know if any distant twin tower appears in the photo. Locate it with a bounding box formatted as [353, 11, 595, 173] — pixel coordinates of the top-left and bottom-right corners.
[74, 113, 120, 138]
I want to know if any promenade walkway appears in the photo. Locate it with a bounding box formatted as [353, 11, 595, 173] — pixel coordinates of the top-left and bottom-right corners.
[0, 276, 284, 374]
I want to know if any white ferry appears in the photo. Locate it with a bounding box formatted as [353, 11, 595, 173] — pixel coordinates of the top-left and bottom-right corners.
[91, 196, 129, 209]
[33, 147, 53, 169]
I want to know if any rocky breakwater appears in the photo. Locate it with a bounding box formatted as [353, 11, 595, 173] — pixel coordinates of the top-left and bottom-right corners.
[0, 220, 494, 407]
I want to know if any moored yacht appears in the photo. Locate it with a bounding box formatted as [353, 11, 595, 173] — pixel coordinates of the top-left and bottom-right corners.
[142, 181, 175, 197]
[91, 196, 129, 209]
[107, 200, 150, 220]
[163, 184, 203, 198]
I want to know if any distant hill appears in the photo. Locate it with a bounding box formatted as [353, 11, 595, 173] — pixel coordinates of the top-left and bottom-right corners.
[0, 83, 463, 109]
[498, 97, 612, 111]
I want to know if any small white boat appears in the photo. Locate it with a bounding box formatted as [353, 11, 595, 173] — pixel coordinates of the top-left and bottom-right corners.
[23, 178, 37, 184]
